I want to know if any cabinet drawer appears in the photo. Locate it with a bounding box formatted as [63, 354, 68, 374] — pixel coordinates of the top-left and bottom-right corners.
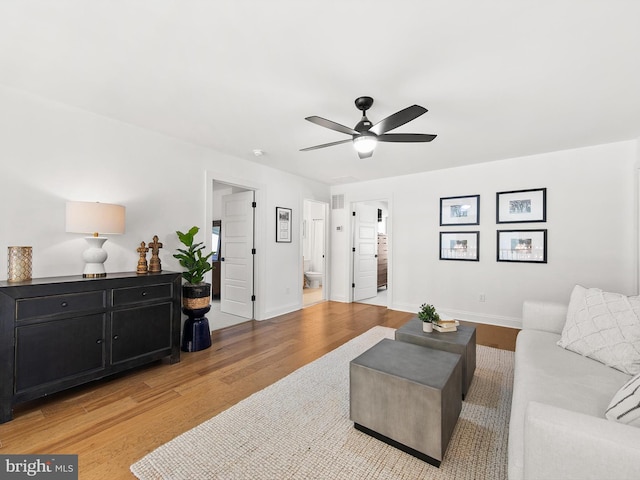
[16, 291, 106, 320]
[112, 283, 172, 306]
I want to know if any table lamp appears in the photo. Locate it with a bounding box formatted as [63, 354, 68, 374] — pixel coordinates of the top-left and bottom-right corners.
[66, 201, 126, 277]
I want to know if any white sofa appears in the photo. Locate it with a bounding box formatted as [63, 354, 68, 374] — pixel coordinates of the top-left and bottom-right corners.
[508, 300, 640, 480]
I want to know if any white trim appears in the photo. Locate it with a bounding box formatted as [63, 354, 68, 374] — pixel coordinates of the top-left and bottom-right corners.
[347, 193, 393, 306]
[205, 170, 267, 321]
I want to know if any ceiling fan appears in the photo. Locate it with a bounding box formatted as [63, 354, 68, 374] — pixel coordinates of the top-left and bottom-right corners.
[301, 96, 437, 159]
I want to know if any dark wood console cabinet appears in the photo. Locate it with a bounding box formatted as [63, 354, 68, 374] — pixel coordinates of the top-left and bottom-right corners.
[0, 271, 181, 423]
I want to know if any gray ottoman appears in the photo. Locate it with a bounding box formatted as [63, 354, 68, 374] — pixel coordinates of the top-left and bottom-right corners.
[396, 317, 476, 398]
[349, 338, 462, 466]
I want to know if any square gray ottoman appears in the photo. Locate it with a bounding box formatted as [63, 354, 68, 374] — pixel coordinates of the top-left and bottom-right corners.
[350, 338, 462, 466]
[395, 317, 476, 398]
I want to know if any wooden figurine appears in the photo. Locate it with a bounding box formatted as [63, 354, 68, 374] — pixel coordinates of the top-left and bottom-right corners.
[148, 235, 163, 273]
[136, 241, 149, 274]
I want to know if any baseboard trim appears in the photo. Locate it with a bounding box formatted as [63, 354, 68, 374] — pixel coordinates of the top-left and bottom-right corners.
[390, 303, 521, 329]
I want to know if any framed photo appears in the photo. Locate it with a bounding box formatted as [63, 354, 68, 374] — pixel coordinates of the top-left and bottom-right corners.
[496, 188, 546, 224]
[439, 231, 480, 261]
[497, 229, 547, 263]
[440, 195, 480, 226]
[276, 207, 292, 243]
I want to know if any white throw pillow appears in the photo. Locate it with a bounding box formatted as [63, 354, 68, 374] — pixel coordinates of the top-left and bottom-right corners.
[557, 285, 640, 375]
[605, 373, 640, 427]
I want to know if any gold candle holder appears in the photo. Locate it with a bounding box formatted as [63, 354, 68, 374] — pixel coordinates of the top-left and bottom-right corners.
[7, 246, 32, 283]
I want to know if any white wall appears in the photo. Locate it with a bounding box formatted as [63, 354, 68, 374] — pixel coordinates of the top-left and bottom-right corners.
[331, 140, 639, 327]
[0, 86, 329, 320]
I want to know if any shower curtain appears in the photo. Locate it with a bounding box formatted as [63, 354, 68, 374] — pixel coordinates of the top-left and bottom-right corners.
[311, 219, 324, 273]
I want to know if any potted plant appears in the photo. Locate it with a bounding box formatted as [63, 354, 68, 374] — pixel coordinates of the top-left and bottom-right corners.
[173, 226, 214, 311]
[418, 303, 440, 333]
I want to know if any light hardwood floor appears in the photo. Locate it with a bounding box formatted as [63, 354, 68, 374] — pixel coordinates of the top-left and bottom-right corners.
[0, 302, 518, 479]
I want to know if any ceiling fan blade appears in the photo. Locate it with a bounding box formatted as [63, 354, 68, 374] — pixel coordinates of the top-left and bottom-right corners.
[357, 150, 374, 159]
[300, 138, 352, 152]
[305, 116, 359, 136]
[378, 133, 437, 143]
[369, 105, 428, 135]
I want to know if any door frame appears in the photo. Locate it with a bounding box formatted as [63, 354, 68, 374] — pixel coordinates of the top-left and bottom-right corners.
[301, 199, 330, 305]
[348, 196, 392, 306]
[205, 170, 266, 320]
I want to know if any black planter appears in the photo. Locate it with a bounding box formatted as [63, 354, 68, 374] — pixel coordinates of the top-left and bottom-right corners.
[181, 283, 212, 352]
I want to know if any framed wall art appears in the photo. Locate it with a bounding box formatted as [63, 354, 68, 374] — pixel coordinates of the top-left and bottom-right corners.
[497, 229, 547, 263]
[496, 188, 546, 223]
[439, 231, 480, 261]
[276, 207, 292, 243]
[440, 194, 480, 226]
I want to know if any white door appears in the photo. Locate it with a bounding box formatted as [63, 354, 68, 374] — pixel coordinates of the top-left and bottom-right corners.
[353, 203, 378, 301]
[220, 190, 255, 318]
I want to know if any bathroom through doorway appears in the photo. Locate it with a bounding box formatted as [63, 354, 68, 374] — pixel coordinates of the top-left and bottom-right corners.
[302, 199, 328, 307]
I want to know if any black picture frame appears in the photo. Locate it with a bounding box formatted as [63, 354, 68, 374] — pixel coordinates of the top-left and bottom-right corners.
[276, 207, 292, 243]
[497, 229, 547, 263]
[440, 195, 480, 226]
[496, 188, 546, 224]
[439, 231, 480, 261]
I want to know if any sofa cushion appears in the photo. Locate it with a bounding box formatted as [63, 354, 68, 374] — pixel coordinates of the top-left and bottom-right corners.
[606, 373, 640, 427]
[557, 285, 640, 374]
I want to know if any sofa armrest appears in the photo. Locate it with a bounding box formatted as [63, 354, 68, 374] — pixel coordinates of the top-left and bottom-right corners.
[521, 300, 567, 333]
[524, 401, 640, 480]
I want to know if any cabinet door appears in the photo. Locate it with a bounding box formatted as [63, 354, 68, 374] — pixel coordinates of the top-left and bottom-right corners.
[15, 314, 106, 393]
[110, 303, 172, 364]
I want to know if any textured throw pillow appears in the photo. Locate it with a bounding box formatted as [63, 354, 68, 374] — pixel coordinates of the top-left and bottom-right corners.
[557, 285, 640, 374]
[605, 373, 640, 427]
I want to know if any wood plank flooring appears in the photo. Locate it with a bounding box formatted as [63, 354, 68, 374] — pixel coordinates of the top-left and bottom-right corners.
[0, 302, 518, 479]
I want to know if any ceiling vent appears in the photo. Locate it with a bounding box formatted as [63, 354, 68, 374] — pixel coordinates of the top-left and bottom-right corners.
[332, 194, 345, 210]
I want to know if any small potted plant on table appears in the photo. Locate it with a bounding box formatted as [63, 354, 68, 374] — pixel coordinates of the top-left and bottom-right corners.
[418, 303, 440, 333]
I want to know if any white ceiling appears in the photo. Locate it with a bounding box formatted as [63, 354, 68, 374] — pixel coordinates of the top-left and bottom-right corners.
[1, 1, 639, 185]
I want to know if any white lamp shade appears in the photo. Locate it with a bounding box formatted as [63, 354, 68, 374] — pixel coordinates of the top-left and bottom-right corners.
[66, 201, 126, 235]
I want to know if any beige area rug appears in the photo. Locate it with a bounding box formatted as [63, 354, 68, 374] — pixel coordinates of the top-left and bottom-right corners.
[131, 326, 514, 479]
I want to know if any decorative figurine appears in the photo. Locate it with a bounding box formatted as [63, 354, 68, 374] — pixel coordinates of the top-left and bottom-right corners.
[136, 241, 149, 274]
[148, 235, 163, 273]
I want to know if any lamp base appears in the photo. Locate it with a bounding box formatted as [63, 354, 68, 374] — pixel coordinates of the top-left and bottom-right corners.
[83, 272, 107, 279]
[82, 236, 109, 278]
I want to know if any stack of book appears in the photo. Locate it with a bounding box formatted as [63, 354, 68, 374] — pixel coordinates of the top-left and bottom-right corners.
[433, 318, 459, 332]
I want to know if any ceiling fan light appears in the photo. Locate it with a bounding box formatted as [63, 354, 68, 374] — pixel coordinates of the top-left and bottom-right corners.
[353, 135, 377, 154]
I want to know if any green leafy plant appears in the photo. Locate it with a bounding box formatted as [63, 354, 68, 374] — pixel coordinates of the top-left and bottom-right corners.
[418, 303, 440, 323]
[173, 226, 214, 285]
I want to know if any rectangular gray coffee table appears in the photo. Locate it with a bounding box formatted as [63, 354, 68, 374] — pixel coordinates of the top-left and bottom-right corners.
[350, 338, 462, 466]
[396, 317, 476, 398]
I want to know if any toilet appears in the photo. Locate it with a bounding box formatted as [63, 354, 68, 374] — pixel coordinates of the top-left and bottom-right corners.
[304, 259, 323, 288]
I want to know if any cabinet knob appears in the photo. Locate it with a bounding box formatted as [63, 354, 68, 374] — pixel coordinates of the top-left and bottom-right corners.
[61, 301, 68, 307]
[141, 291, 147, 296]
[96, 339, 103, 344]
[113, 334, 119, 340]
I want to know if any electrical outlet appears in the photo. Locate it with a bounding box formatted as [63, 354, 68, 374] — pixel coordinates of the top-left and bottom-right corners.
[479, 294, 486, 302]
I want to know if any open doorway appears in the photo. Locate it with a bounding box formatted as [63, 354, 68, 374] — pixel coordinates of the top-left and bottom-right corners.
[352, 199, 389, 307]
[210, 180, 256, 330]
[302, 199, 328, 307]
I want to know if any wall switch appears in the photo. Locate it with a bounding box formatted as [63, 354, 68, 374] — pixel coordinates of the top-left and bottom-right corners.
[479, 294, 486, 302]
